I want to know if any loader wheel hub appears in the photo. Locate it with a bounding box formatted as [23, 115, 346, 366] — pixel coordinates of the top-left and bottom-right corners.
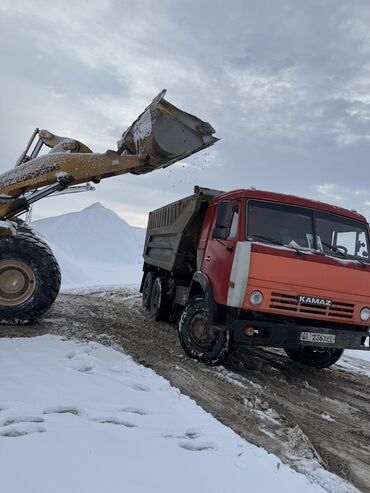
[0, 260, 36, 306]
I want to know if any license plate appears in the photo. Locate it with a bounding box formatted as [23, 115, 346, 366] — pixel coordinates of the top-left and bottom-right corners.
[300, 332, 336, 344]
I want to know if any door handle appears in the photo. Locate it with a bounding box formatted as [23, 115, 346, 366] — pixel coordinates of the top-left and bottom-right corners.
[205, 255, 211, 261]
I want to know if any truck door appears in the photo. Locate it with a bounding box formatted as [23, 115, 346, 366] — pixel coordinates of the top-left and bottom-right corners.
[201, 200, 240, 305]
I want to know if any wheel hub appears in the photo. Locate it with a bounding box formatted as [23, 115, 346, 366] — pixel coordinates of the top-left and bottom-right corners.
[0, 260, 36, 306]
[189, 313, 217, 350]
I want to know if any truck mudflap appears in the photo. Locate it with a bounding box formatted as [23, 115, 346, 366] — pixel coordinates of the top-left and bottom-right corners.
[233, 319, 370, 350]
[117, 89, 219, 174]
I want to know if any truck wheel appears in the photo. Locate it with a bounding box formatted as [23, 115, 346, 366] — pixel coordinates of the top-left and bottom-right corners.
[149, 276, 169, 321]
[0, 233, 61, 323]
[142, 272, 154, 310]
[284, 347, 344, 368]
[178, 296, 233, 366]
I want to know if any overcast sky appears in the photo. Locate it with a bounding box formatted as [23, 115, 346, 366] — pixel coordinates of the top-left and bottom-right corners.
[1, 0, 370, 226]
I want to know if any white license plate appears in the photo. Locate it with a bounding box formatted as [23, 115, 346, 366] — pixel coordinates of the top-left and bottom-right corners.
[300, 332, 336, 344]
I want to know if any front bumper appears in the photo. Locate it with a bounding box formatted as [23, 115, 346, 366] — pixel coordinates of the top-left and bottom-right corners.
[233, 319, 370, 350]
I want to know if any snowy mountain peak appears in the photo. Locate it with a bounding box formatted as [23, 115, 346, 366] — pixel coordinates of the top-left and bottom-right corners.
[80, 202, 131, 227]
[84, 201, 106, 211]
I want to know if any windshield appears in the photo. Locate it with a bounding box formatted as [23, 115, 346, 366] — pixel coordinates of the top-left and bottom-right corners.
[247, 200, 370, 262]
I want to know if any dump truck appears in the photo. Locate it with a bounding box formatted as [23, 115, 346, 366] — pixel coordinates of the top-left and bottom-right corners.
[0, 91, 218, 323]
[141, 186, 370, 368]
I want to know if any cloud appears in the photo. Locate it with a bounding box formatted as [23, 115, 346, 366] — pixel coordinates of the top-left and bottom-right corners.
[1, 0, 370, 225]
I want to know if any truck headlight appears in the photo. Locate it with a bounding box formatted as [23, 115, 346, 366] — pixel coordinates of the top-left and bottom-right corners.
[250, 290, 264, 306]
[360, 307, 370, 321]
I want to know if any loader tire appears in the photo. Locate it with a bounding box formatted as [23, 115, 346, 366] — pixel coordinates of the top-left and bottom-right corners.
[284, 347, 343, 368]
[142, 271, 154, 310]
[178, 296, 233, 366]
[149, 276, 169, 321]
[13, 219, 37, 237]
[0, 233, 61, 323]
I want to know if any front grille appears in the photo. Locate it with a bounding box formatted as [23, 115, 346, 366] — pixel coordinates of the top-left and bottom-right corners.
[269, 292, 354, 320]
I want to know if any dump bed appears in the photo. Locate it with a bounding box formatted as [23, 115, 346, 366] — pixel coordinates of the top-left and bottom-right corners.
[143, 186, 223, 276]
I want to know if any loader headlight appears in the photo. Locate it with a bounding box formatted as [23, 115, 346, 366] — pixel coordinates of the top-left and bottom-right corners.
[250, 290, 264, 306]
[360, 307, 370, 321]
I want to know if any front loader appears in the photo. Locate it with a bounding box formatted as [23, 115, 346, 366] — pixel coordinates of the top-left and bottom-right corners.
[0, 90, 218, 323]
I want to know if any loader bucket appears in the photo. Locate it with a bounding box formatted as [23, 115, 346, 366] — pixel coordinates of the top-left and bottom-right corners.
[117, 90, 219, 174]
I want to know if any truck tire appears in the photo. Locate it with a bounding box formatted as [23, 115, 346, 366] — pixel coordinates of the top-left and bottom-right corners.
[149, 276, 169, 321]
[284, 347, 343, 368]
[0, 233, 61, 323]
[142, 271, 154, 310]
[178, 296, 233, 366]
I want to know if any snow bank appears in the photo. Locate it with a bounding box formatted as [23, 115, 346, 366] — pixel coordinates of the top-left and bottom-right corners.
[32, 203, 145, 288]
[0, 336, 324, 493]
[33, 202, 145, 264]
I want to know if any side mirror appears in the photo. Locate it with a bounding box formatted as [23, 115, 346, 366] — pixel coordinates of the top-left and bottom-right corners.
[213, 201, 233, 240]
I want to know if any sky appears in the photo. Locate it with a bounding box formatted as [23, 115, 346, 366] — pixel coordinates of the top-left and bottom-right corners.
[1, 0, 370, 226]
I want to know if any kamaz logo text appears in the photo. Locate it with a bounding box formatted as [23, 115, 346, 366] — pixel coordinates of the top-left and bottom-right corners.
[298, 296, 332, 307]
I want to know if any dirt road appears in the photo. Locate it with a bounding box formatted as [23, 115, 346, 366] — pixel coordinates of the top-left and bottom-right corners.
[1, 289, 369, 492]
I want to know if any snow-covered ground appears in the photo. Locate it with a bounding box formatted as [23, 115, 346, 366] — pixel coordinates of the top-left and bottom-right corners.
[339, 349, 370, 378]
[0, 335, 326, 493]
[345, 349, 370, 363]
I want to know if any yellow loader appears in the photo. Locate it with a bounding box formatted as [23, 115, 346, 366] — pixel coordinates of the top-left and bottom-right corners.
[0, 90, 218, 322]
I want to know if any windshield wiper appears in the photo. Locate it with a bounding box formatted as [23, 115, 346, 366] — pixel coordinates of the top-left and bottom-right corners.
[321, 241, 367, 268]
[252, 235, 304, 256]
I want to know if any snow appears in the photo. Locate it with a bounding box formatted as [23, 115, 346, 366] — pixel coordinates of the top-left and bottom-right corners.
[345, 349, 370, 362]
[132, 107, 153, 142]
[339, 350, 370, 377]
[0, 335, 325, 493]
[45, 239, 142, 288]
[32, 203, 145, 288]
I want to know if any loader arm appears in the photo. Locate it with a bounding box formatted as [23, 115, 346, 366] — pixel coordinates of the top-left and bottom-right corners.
[0, 90, 218, 220]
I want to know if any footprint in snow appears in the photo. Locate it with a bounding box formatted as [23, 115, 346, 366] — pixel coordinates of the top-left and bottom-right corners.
[43, 406, 82, 416]
[130, 382, 150, 392]
[2, 416, 44, 426]
[65, 350, 95, 373]
[68, 358, 95, 373]
[164, 428, 202, 440]
[65, 347, 92, 359]
[74, 363, 94, 373]
[93, 417, 137, 428]
[0, 423, 46, 438]
[178, 441, 216, 452]
[121, 407, 149, 416]
[65, 351, 77, 360]
[164, 427, 215, 451]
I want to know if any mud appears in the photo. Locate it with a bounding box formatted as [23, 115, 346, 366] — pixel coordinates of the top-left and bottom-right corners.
[1, 288, 369, 492]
